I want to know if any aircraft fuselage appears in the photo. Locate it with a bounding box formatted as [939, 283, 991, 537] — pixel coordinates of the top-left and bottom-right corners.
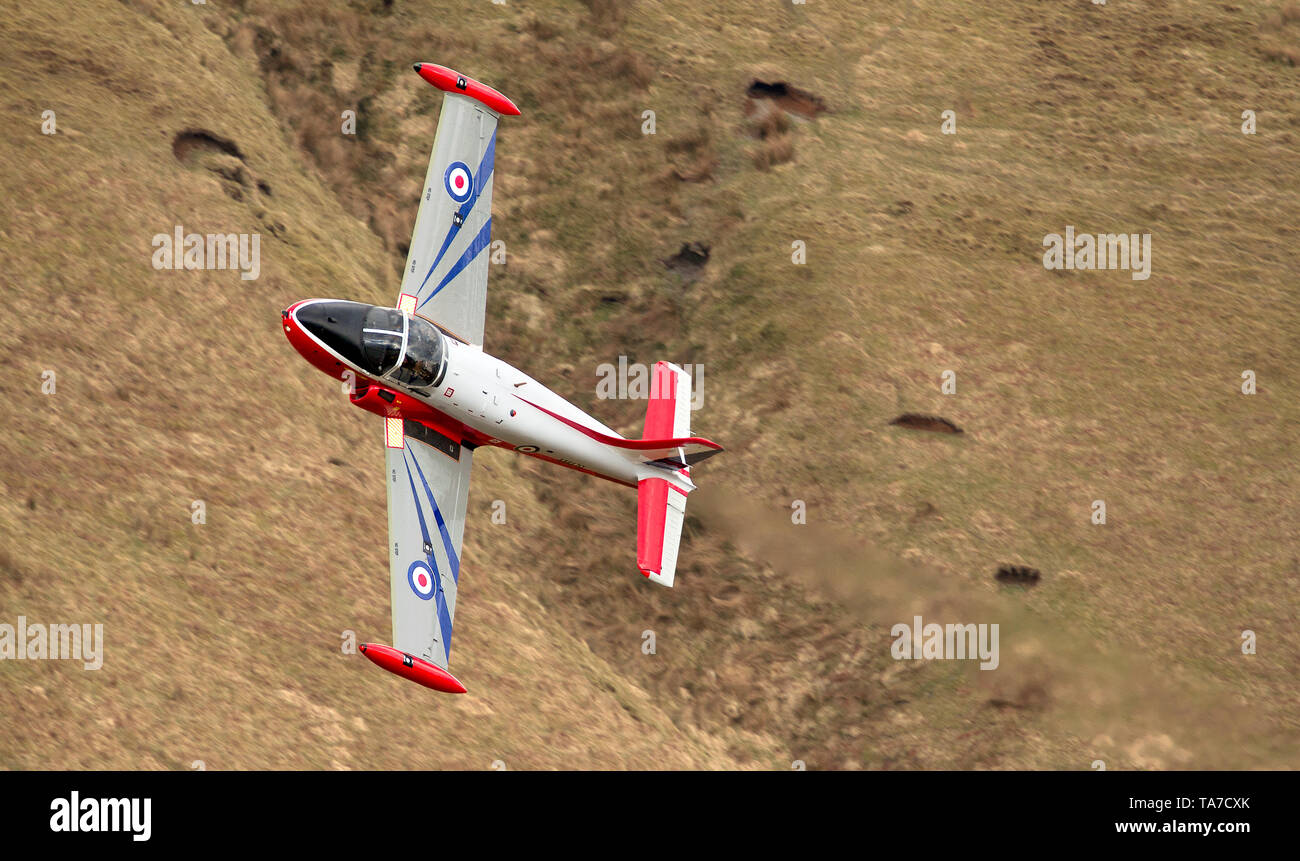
[282, 298, 687, 492]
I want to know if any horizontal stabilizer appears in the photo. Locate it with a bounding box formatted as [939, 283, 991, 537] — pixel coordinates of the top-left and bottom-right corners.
[637, 477, 687, 588]
[613, 436, 722, 469]
[635, 361, 716, 469]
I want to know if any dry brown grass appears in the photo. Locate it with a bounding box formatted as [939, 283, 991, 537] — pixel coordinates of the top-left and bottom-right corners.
[1260, 3, 1300, 65]
[751, 134, 795, 170]
[2, 0, 1298, 771]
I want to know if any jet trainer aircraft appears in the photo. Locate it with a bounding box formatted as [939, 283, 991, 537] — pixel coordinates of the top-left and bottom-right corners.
[282, 64, 722, 694]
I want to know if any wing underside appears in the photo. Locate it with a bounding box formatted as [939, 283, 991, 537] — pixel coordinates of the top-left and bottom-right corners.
[386, 420, 472, 670]
[397, 91, 499, 346]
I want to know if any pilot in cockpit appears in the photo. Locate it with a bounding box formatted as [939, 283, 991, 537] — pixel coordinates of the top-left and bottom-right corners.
[360, 307, 447, 395]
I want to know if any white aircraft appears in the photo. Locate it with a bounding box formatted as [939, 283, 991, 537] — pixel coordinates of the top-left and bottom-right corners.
[282, 64, 722, 694]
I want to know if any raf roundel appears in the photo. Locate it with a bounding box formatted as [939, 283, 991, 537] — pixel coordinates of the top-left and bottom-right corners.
[444, 162, 473, 203]
[407, 560, 437, 601]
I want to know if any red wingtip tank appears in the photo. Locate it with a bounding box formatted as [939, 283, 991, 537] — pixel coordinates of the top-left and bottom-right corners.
[412, 62, 521, 116]
[359, 643, 468, 694]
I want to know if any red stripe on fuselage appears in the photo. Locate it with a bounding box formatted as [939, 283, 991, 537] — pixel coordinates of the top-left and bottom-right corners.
[514, 395, 720, 452]
[521, 449, 636, 489]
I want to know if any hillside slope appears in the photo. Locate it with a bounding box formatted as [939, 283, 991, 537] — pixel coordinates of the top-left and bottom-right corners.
[1, 0, 1296, 769]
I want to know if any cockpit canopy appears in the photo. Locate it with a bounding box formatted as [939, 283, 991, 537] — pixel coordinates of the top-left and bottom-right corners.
[360, 306, 447, 394]
[389, 312, 446, 392]
[295, 300, 446, 395]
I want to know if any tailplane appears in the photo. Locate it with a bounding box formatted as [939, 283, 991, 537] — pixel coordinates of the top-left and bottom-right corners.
[635, 363, 710, 587]
[638, 476, 687, 587]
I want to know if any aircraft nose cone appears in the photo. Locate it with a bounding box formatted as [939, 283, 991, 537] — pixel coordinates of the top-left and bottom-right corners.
[294, 301, 330, 337]
[294, 300, 371, 368]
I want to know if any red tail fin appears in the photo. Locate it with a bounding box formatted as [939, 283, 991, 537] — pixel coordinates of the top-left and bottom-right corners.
[635, 363, 701, 586]
[643, 362, 682, 439]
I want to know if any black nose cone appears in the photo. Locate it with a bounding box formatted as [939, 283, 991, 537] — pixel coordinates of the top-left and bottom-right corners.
[295, 301, 369, 368]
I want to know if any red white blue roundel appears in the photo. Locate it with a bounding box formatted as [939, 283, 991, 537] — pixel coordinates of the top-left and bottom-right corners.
[407, 560, 436, 600]
[444, 162, 473, 203]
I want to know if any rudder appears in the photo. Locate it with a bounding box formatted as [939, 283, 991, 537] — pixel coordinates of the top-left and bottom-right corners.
[643, 362, 691, 440]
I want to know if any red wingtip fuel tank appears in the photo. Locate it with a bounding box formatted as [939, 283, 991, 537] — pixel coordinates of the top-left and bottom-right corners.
[413, 62, 521, 116]
[359, 643, 467, 694]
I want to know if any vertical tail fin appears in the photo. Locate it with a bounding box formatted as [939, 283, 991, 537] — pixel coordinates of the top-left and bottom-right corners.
[642, 361, 692, 441]
[636, 362, 694, 587]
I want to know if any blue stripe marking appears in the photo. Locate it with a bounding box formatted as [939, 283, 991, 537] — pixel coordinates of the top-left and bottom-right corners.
[402, 447, 454, 663]
[406, 444, 462, 581]
[419, 217, 492, 308]
[416, 132, 497, 296]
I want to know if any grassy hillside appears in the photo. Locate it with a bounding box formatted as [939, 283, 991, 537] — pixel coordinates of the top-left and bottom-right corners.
[1, 0, 1296, 769]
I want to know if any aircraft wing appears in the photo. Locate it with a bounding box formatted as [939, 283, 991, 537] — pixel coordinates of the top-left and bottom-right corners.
[385, 418, 473, 671]
[398, 64, 518, 347]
